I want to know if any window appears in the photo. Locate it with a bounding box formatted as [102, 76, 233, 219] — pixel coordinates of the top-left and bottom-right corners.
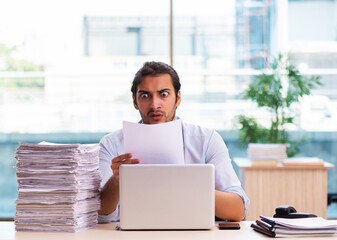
[1, 0, 337, 219]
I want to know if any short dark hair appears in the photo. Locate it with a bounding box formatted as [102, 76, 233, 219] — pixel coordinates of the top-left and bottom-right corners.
[131, 61, 181, 102]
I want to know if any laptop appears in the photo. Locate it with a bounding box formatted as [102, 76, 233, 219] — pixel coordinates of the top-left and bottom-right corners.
[119, 164, 215, 230]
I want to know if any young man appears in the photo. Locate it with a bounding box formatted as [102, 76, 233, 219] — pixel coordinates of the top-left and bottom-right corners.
[98, 61, 249, 223]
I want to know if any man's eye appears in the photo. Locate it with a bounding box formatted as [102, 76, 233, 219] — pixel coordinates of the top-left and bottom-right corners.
[161, 91, 169, 97]
[140, 93, 149, 99]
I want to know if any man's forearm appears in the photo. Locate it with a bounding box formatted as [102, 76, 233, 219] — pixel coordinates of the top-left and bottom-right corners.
[98, 177, 120, 215]
[215, 190, 245, 221]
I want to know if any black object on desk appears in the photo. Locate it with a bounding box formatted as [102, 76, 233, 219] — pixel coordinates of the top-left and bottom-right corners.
[273, 205, 317, 218]
[250, 222, 275, 237]
[218, 222, 240, 230]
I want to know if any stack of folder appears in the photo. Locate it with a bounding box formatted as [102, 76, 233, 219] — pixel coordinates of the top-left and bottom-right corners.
[251, 216, 337, 238]
[15, 142, 101, 232]
[248, 143, 287, 166]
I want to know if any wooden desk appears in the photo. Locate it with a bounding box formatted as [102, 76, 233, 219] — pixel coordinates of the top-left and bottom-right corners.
[1, 221, 336, 240]
[234, 158, 334, 220]
[0, 221, 257, 240]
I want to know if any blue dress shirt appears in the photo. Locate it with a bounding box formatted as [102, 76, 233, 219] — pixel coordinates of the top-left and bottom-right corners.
[98, 119, 249, 223]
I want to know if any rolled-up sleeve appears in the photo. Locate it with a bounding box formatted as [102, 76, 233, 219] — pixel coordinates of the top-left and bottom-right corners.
[98, 205, 120, 223]
[206, 131, 250, 218]
[224, 186, 250, 219]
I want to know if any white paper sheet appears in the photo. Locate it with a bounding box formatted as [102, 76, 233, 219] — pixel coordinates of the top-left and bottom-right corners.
[123, 120, 185, 164]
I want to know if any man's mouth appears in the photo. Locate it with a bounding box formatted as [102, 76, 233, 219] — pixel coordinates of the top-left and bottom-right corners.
[149, 111, 164, 121]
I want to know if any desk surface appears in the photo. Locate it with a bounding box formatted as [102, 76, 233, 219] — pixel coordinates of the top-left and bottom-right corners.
[1, 221, 336, 240]
[234, 158, 335, 169]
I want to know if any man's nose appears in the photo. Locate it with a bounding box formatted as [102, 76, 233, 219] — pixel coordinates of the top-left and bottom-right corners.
[150, 95, 162, 109]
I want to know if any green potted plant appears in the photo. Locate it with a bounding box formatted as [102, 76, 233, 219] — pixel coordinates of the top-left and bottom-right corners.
[237, 53, 321, 157]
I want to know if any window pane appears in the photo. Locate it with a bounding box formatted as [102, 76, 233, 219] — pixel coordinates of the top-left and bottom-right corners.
[0, 0, 170, 133]
[0, 0, 170, 219]
[172, 0, 337, 203]
[173, 0, 273, 128]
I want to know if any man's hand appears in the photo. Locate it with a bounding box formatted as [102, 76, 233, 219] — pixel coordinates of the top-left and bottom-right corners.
[111, 153, 140, 181]
[98, 153, 139, 215]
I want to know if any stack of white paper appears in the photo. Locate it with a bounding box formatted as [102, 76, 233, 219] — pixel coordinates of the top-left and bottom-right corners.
[251, 215, 337, 238]
[15, 142, 101, 232]
[247, 143, 287, 165]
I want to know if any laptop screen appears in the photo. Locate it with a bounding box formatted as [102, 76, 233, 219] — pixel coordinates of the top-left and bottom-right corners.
[119, 164, 215, 230]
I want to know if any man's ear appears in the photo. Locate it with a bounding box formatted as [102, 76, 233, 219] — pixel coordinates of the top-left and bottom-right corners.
[176, 91, 181, 108]
[133, 96, 139, 110]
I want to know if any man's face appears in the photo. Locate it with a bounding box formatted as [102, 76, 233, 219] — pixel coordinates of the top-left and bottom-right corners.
[133, 73, 181, 124]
